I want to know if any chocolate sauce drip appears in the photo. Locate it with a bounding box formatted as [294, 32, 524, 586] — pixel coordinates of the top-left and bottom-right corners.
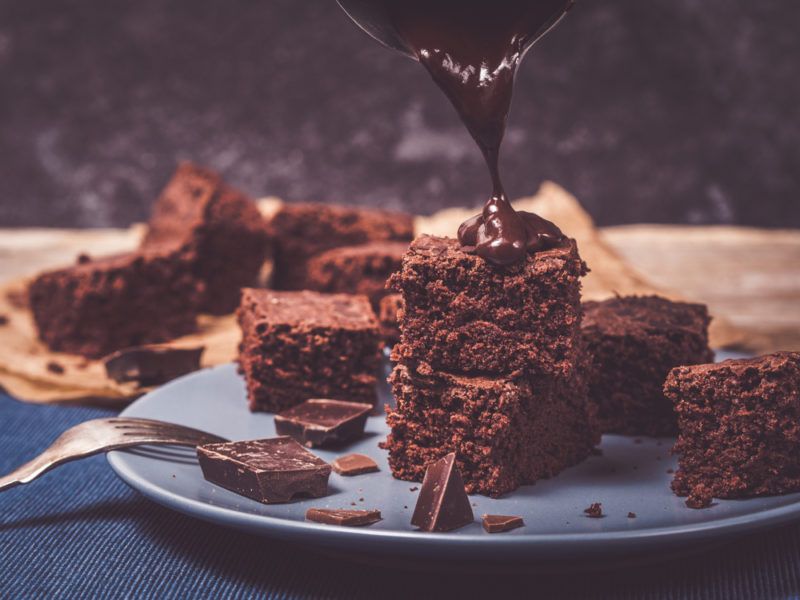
[354, 0, 573, 265]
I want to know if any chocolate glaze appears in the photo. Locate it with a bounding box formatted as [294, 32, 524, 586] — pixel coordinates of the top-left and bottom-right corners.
[360, 0, 573, 265]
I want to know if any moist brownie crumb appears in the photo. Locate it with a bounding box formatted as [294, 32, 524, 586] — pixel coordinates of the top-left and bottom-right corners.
[46, 361, 65, 375]
[582, 295, 713, 436]
[29, 249, 202, 358]
[142, 162, 271, 315]
[237, 289, 381, 412]
[685, 485, 714, 509]
[378, 293, 403, 346]
[267, 202, 413, 290]
[667, 352, 800, 500]
[389, 235, 587, 377]
[627, 512, 637, 518]
[584, 503, 604, 518]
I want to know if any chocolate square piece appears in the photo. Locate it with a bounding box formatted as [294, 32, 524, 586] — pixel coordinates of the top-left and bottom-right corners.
[389, 235, 586, 377]
[103, 345, 204, 386]
[274, 399, 372, 447]
[582, 295, 713, 436]
[142, 162, 271, 315]
[29, 249, 202, 358]
[666, 352, 800, 500]
[411, 453, 474, 532]
[305, 508, 382, 527]
[237, 289, 381, 412]
[331, 454, 379, 476]
[305, 241, 408, 307]
[267, 202, 413, 290]
[197, 437, 331, 504]
[482, 514, 524, 533]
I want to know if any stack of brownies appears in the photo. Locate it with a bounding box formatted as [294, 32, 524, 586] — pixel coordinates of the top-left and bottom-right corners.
[383, 235, 600, 496]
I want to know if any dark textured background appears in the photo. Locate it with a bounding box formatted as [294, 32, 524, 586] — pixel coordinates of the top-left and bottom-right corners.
[0, 0, 798, 228]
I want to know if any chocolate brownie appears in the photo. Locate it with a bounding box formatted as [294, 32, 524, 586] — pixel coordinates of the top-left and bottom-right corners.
[383, 357, 598, 497]
[305, 241, 408, 306]
[142, 162, 271, 314]
[267, 202, 414, 290]
[389, 235, 586, 377]
[378, 293, 403, 346]
[29, 249, 202, 358]
[582, 295, 713, 436]
[666, 352, 800, 500]
[237, 289, 381, 412]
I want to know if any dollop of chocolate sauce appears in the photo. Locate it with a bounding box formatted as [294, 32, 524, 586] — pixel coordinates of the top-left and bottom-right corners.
[383, 0, 573, 265]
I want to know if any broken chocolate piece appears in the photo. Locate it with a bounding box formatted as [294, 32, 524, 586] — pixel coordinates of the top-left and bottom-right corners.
[411, 453, 473, 532]
[274, 399, 371, 448]
[103, 345, 204, 386]
[306, 508, 382, 527]
[584, 503, 604, 518]
[197, 437, 331, 504]
[332, 454, 379, 476]
[482, 514, 524, 533]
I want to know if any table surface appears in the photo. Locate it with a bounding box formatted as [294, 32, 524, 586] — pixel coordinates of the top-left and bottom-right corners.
[2, 392, 800, 599]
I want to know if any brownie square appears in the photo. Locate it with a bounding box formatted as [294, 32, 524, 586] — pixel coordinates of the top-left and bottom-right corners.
[582, 295, 713, 436]
[237, 289, 381, 412]
[666, 352, 800, 500]
[142, 162, 271, 315]
[383, 359, 598, 497]
[29, 249, 202, 358]
[389, 235, 587, 377]
[267, 202, 414, 290]
[305, 241, 408, 306]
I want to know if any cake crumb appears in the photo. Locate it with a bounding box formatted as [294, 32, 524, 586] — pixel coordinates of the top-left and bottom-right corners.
[666, 468, 674, 474]
[584, 503, 604, 518]
[686, 485, 713, 509]
[627, 512, 637, 518]
[409, 486, 418, 492]
[46, 361, 65, 375]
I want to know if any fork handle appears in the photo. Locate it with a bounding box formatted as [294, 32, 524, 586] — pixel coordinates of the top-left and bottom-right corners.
[0, 452, 65, 491]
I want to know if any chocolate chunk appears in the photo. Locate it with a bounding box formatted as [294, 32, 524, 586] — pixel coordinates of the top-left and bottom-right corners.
[46, 361, 65, 375]
[331, 454, 379, 476]
[103, 345, 204, 386]
[197, 437, 331, 504]
[411, 453, 473, 532]
[274, 399, 371, 448]
[0, 314, 8, 326]
[481, 514, 524, 533]
[305, 508, 382, 527]
[584, 503, 604, 518]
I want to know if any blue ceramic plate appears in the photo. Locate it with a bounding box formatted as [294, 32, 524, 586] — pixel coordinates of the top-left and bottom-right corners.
[108, 352, 800, 562]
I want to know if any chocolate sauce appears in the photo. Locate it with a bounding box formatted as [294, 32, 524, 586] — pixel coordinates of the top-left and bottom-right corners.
[345, 0, 572, 265]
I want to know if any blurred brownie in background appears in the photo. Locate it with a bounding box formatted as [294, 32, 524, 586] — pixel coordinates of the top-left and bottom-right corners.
[582, 295, 713, 436]
[667, 352, 800, 503]
[29, 249, 202, 358]
[237, 288, 381, 412]
[266, 202, 413, 290]
[378, 293, 403, 346]
[305, 240, 408, 307]
[142, 162, 271, 314]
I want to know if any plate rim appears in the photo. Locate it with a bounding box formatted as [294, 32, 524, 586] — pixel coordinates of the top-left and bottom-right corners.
[108, 363, 800, 559]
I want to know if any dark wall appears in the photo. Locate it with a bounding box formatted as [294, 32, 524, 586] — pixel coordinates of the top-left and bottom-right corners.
[0, 0, 798, 228]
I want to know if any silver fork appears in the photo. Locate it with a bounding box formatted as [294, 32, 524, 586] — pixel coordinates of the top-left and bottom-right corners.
[0, 417, 228, 492]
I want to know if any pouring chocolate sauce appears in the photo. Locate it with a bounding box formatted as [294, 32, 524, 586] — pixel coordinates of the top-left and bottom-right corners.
[338, 0, 573, 266]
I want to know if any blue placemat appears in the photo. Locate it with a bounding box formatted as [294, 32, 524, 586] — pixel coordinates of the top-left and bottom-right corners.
[2, 391, 800, 599]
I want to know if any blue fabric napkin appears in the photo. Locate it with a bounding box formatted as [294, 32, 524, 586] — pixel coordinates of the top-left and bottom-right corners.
[1, 391, 799, 599]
